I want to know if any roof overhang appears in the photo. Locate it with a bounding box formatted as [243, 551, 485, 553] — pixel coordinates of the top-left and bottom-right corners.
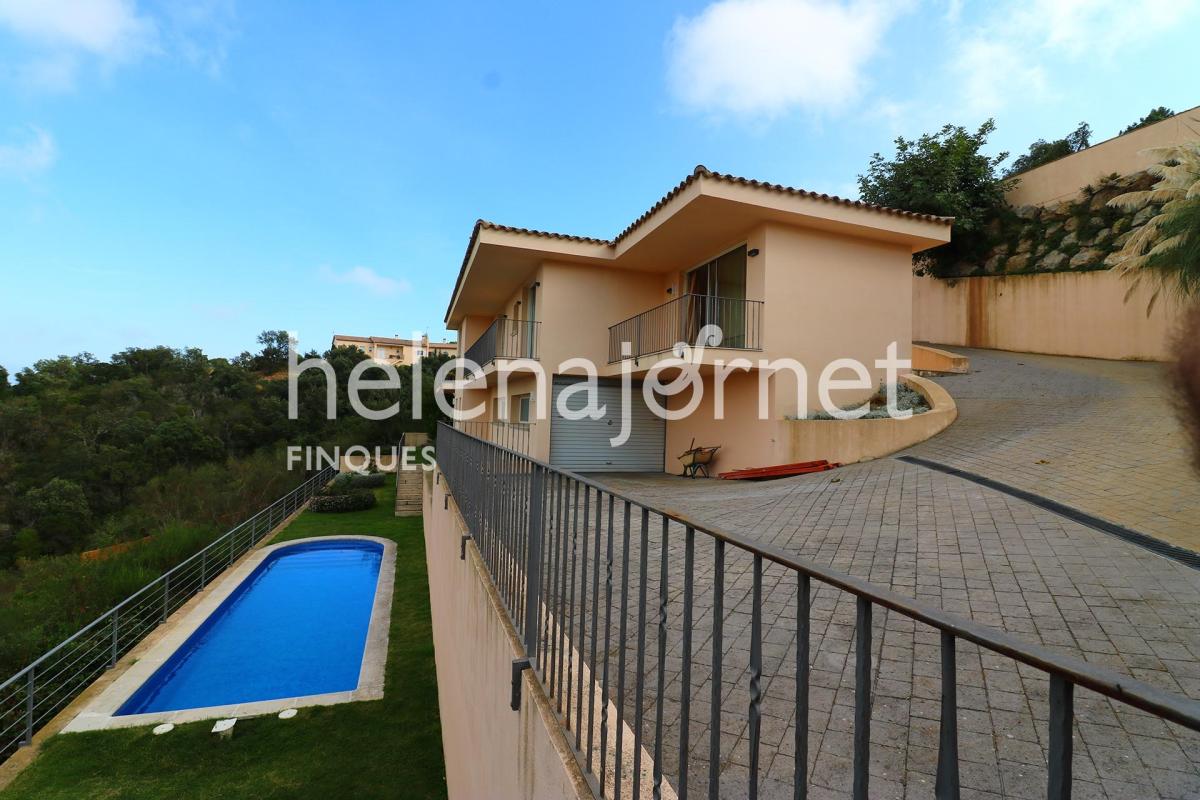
[445, 167, 952, 326]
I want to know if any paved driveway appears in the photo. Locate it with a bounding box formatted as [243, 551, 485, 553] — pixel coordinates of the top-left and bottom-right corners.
[576, 348, 1200, 799]
[908, 347, 1200, 552]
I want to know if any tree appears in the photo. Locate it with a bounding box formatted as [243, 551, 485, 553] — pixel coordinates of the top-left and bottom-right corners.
[858, 120, 1014, 277]
[18, 479, 92, 554]
[1108, 140, 1200, 312]
[0, 365, 8, 397]
[1121, 106, 1175, 136]
[252, 330, 291, 374]
[1007, 122, 1091, 176]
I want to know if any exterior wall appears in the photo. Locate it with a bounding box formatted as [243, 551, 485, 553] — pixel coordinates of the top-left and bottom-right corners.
[537, 261, 665, 370]
[912, 271, 1185, 361]
[762, 223, 914, 416]
[422, 470, 591, 800]
[1006, 105, 1200, 207]
[664, 370, 783, 474]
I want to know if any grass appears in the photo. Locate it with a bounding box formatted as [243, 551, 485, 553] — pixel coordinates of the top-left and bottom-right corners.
[0, 475, 446, 800]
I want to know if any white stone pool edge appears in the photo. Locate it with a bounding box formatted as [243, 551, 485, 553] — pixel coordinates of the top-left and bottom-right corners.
[62, 535, 396, 733]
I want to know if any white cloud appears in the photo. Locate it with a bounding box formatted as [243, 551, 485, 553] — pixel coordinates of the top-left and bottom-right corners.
[0, 126, 57, 177]
[0, 0, 236, 92]
[951, 0, 1197, 115]
[318, 266, 411, 297]
[665, 0, 905, 119]
[0, 0, 157, 60]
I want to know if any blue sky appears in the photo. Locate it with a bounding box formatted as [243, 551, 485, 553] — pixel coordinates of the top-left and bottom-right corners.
[0, 0, 1195, 372]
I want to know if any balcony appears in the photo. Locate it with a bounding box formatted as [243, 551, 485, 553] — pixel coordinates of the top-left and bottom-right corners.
[463, 318, 540, 367]
[607, 293, 763, 363]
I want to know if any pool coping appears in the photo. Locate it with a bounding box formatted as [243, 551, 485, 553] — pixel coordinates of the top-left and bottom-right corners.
[62, 535, 396, 733]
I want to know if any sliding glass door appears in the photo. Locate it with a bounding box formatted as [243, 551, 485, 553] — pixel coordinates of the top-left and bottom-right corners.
[683, 245, 747, 347]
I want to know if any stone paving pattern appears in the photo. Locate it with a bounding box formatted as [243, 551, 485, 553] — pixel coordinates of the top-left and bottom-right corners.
[908, 347, 1200, 552]
[532, 349, 1200, 799]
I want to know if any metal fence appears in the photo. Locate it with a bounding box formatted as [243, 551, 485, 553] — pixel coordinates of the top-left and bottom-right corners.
[456, 420, 532, 454]
[608, 294, 763, 363]
[436, 423, 1200, 800]
[0, 466, 335, 762]
[464, 318, 540, 367]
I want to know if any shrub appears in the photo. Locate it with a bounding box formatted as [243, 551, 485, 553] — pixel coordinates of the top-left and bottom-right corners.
[310, 490, 377, 513]
[324, 472, 386, 495]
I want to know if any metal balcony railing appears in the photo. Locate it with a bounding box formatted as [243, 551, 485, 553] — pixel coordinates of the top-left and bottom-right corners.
[0, 466, 336, 762]
[608, 293, 763, 363]
[435, 423, 1200, 800]
[456, 420, 532, 455]
[463, 318, 540, 367]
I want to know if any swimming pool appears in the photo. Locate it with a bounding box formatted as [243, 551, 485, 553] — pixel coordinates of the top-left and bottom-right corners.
[65, 536, 395, 731]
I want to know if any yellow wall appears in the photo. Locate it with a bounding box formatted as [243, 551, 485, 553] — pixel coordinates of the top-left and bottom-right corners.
[912, 271, 1185, 361]
[1007, 106, 1200, 207]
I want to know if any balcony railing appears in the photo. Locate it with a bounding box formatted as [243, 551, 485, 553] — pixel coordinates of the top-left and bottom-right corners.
[456, 420, 532, 454]
[436, 423, 1200, 800]
[463, 318, 540, 367]
[608, 293, 762, 363]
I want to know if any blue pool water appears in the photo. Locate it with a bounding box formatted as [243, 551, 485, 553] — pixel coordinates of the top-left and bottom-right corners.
[117, 539, 383, 715]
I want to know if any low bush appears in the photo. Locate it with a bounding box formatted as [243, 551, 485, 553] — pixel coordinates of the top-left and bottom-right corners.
[310, 490, 377, 513]
[321, 472, 386, 496]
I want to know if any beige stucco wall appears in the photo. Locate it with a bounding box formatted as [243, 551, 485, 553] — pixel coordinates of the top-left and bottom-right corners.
[784, 374, 956, 465]
[663, 369, 783, 474]
[762, 223, 914, 416]
[422, 470, 591, 800]
[912, 271, 1185, 361]
[1006, 106, 1200, 207]
[912, 344, 969, 374]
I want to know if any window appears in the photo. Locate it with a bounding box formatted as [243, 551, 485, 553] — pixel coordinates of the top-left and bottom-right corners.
[516, 394, 531, 423]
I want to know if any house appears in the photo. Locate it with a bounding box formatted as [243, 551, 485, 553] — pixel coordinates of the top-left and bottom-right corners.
[331, 333, 457, 365]
[444, 166, 952, 474]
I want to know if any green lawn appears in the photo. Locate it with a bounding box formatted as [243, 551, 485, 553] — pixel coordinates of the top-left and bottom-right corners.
[0, 475, 446, 800]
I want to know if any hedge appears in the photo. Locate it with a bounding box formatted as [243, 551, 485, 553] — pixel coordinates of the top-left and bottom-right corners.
[310, 489, 377, 513]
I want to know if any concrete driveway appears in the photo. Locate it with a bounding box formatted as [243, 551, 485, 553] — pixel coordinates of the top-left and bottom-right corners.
[581, 347, 1200, 799]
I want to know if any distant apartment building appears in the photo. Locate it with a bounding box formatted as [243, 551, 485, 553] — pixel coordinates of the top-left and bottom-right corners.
[330, 334, 457, 365]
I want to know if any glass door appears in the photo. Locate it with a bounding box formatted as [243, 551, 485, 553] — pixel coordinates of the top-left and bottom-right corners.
[683, 245, 747, 347]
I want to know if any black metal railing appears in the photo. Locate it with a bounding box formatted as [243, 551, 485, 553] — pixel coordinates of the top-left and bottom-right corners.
[0, 466, 335, 761]
[608, 294, 762, 363]
[463, 318, 540, 367]
[457, 420, 533, 455]
[436, 423, 1200, 800]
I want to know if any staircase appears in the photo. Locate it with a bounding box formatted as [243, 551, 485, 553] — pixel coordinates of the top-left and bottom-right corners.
[395, 468, 423, 517]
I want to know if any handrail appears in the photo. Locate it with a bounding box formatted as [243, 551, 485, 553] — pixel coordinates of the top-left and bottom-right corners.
[607, 293, 763, 362]
[435, 422, 1200, 800]
[463, 318, 540, 367]
[0, 466, 336, 759]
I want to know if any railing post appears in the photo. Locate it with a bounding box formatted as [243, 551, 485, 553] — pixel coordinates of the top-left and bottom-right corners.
[522, 465, 545, 661]
[162, 574, 171, 622]
[23, 668, 34, 746]
[1047, 675, 1074, 800]
[109, 610, 119, 668]
[936, 631, 960, 800]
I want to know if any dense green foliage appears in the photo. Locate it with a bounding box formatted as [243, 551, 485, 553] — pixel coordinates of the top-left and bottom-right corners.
[0, 478, 446, 800]
[310, 489, 378, 512]
[1121, 106, 1175, 135]
[858, 120, 1015, 277]
[1006, 121, 1091, 176]
[0, 331, 447, 561]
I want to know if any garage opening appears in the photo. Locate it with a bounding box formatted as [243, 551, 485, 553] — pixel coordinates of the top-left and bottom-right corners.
[549, 376, 665, 472]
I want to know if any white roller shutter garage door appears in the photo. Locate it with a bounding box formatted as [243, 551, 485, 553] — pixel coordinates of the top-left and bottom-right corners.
[550, 378, 665, 472]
